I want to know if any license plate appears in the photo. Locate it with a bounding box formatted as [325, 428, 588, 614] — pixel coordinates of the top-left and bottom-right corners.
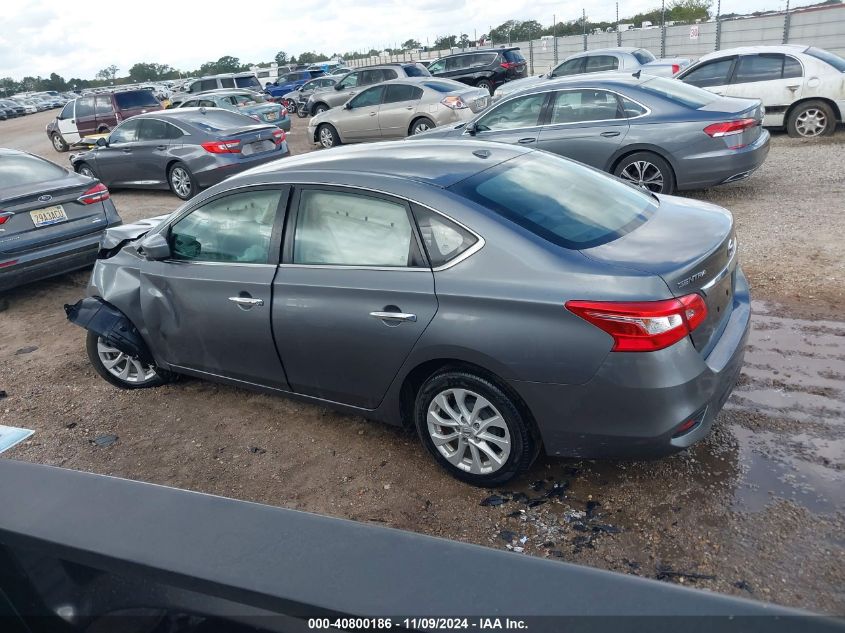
[475, 97, 488, 109]
[242, 140, 275, 156]
[30, 205, 67, 227]
[265, 112, 278, 121]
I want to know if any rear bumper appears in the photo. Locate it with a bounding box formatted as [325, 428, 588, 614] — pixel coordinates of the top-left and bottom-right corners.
[675, 129, 770, 190]
[511, 267, 751, 458]
[193, 143, 291, 188]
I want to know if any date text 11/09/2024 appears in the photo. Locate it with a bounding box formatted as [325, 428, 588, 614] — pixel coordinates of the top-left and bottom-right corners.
[307, 618, 528, 630]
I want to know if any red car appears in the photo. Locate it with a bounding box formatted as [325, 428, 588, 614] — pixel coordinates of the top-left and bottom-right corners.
[47, 90, 163, 152]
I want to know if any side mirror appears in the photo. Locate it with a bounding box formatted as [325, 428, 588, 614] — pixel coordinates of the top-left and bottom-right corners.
[334, 84, 344, 90]
[96, 137, 108, 147]
[139, 233, 171, 261]
[344, 102, 353, 110]
[465, 121, 478, 136]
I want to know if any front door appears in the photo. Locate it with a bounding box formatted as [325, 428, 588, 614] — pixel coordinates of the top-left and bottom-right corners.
[92, 120, 141, 186]
[469, 90, 550, 147]
[140, 187, 290, 388]
[341, 85, 385, 141]
[273, 186, 437, 409]
[57, 101, 79, 144]
[535, 89, 629, 169]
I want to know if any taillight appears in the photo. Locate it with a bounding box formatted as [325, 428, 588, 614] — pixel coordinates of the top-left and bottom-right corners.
[704, 118, 757, 149]
[115, 112, 123, 123]
[500, 62, 519, 69]
[671, 63, 680, 75]
[272, 129, 285, 145]
[249, 114, 261, 121]
[280, 106, 288, 117]
[77, 183, 110, 204]
[565, 294, 707, 352]
[0, 213, 11, 225]
[441, 95, 468, 110]
[201, 140, 241, 154]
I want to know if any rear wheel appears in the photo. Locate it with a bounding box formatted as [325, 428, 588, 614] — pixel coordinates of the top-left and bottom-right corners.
[76, 163, 95, 179]
[409, 117, 436, 136]
[613, 152, 675, 195]
[168, 162, 197, 200]
[787, 100, 836, 138]
[86, 332, 167, 390]
[414, 370, 536, 486]
[51, 132, 68, 152]
[313, 103, 329, 115]
[282, 98, 296, 112]
[296, 103, 309, 118]
[318, 124, 340, 149]
[476, 79, 495, 95]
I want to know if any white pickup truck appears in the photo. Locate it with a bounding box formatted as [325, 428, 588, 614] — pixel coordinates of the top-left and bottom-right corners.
[494, 47, 690, 100]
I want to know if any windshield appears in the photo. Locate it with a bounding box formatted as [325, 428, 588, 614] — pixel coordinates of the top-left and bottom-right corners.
[114, 91, 160, 109]
[638, 76, 719, 108]
[805, 46, 845, 72]
[450, 152, 656, 249]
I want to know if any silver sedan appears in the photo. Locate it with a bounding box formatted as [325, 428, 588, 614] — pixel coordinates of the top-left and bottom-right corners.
[307, 78, 489, 149]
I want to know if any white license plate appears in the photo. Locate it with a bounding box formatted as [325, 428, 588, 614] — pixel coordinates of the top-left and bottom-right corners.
[475, 97, 488, 108]
[30, 205, 68, 227]
[266, 112, 278, 121]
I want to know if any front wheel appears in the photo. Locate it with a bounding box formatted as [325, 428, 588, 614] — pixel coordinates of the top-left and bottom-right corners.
[414, 370, 537, 486]
[613, 152, 675, 195]
[787, 100, 836, 138]
[76, 163, 95, 179]
[318, 124, 340, 149]
[296, 103, 309, 118]
[168, 162, 197, 200]
[51, 133, 68, 152]
[86, 332, 167, 390]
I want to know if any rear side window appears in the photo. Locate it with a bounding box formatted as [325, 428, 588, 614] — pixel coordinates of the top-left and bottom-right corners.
[585, 55, 619, 72]
[423, 81, 463, 93]
[114, 91, 160, 109]
[235, 76, 261, 90]
[783, 56, 803, 78]
[197, 79, 218, 92]
[632, 49, 656, 64]
[402, 63, 430, 77]
[680, 58, 734, 87]
[413, 205, 478, 267]
[383, 84, 423, 103]
[450, 152, 656, 249]
[503, 50, 525, 63]
[639, 76, 719, 108]
[95, 96, 113, 114]
[805, 47, 845, 72]
[474, 53, 498, 66]
[76, 97, 95, 117]
[220, 78, 235, 89]
[734, 54, 787, 83]
[550, 90, 622, 123]
[137, 119, 182, 140]
[0, 153, 67, 189]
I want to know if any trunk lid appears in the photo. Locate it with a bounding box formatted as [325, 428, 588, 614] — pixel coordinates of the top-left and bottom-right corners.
[220, 124, 281, 158]
[580, 195, 736, 353]
[699, 97, 764, 146]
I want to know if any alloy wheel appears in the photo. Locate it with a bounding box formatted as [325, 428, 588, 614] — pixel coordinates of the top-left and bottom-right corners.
[412, 121, 431, 134]
[170, 166, 191, 198]
[78, 165, 94, 178]
[319, 127, 334, 148]
[52, 134, 65, 151]
[96, 338, 158, 385]
[619, 160, 664, 193]
[795, 108, 827, 137]
[426, 388, 511, 475]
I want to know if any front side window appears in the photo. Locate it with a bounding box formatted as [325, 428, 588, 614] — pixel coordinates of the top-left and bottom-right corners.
[109, 120, 140, 144]
[475, 92, 546, 131]
[585, 55, 619, 73]
[551, 58, 584, 77]
[413, 206, 478, 267]
[293, 190, 415, 267]
[734, 54, 787, 83]
[680, 58, 735, 87]
[427, 60, 446, 74]
[550, 90, 622, 124]
[337, 72, 360, 89]
[169, 190, 281, 264]
[235, 75, 261, 90]
[59, 101, 74, 119]
[450, 152, 656, 249]
[349, 86, 384, 108]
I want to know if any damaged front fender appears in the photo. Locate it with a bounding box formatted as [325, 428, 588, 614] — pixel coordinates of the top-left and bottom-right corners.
[64, 297, 155, 365]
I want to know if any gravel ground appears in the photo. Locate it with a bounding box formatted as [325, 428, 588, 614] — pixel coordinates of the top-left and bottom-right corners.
[1, 111, 843, 615]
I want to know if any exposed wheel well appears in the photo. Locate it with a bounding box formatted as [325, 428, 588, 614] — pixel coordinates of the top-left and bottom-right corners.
[784, 97, 842, 126]
[609, 148, 678, 181]
[398, 359, 541, 445]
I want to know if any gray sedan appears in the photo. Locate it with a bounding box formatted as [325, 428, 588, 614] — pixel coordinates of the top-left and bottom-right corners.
[0, 148, 121, 292]
[69, 109, 290, 200]
[414, 73, 770, 194]
[66, 140, 749, 486]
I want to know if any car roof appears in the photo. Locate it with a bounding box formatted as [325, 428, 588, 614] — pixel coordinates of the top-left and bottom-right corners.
[697, 44, 809, 61]
[238, 140, 532, 188]
[569, 47, 643, 56]
[444, 47, 517, 57]
[510, 72, 650, 95]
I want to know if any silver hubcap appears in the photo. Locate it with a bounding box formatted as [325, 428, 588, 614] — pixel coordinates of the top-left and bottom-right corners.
[96, 338, 157, 384]
[413, 122, 431, 134]
[427, 388, 511, 475]
[319, 127, 334, 148]
[795, 108, 827, 137]
[170, 167, 191, 198]
[79, 166, 93, 178]
[53, 135, 64, 149]
[316, 106, 327, 114]
[620, 160, 664, 193]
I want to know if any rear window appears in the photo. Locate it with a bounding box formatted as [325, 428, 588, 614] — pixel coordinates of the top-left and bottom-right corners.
[503, 50, 525, 63]
[0, 153, 67, 189]
[805, 47, 845, 72]
[450, 152, 656, 249]
[632, 49, 656, 64]
[638, 76, 719, 109]
[183, 109, 257, 132]
[235, 75, 262, 90]
[114, 91, 160, 109]
[423, 81, 464, 93]
[402, 64, 430, 77]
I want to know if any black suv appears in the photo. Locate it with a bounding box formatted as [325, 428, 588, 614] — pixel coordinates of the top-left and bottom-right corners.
[426, 47, 527, 94]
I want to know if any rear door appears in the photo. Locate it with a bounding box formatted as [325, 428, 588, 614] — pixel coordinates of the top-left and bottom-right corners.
[341, 85, 385, 140]
[470, 90, 550, 146]
[378, 83, 424, 138]
[0, 154, 108, 258]
[723, 53, 804, 126]
[140, 187, 290, 387]
[272, 186, 437, 408]
[535, 89, 629, 168]
[74, 97, 97, 136]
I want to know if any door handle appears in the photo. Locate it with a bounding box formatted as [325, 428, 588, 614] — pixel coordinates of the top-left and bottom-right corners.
[369, 311, 417, 323]
[121, 148, 131, 153]
[369, 112, 377, 116]
[517, 137, 536, 144]
[600, 131, 621, 137]
[155, 144, 167, 150]
[228, 296, 264, 307]
[786, 84, 800, 91]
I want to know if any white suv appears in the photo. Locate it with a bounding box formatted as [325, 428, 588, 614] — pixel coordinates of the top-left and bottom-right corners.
[676, 45, 845, 138]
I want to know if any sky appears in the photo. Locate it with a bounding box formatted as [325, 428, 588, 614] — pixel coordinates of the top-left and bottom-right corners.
[1, 0, 798, 81]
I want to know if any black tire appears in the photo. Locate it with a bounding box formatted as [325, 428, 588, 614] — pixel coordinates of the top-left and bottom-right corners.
[282, 98, 296, 112]
[51, 133, 69, 152]
[414, 369, 537, 487]
[476, 79, 495, 95]
[296, 103, 309, 118]
[786, 100, 836, 138]
[613, 151, 676, 195]
[409, 117, 436, 136]
[317, 124, 340, 149]
[313, 103, 329, 115]
[85, 331, 169, 390]
[97, 126, 111, 134]
[168, 161, 198, 200]
[75, 162, 95, 179]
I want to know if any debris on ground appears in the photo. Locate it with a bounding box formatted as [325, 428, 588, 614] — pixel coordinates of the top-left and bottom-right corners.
[0, 390, 7, 399]
[480, 494, 507, 507]
[65, 422, 77, 429]
[655, 564, 716, 582]
[14, 346, 37, 355]
[248, 446, 266, 454]
[90, 434, 118, 447]
[498, 529, 517, 543]
[734, 580, 754, 593]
